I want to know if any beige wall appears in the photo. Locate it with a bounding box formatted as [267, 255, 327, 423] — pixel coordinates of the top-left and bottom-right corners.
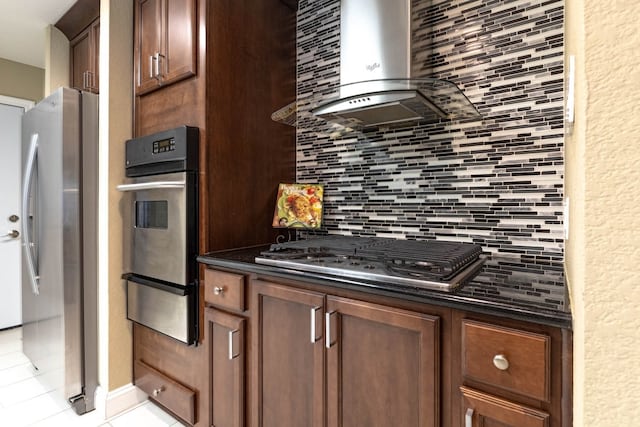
[566, 0, 640, 424]
[0, 58, 44, 102]
[97, 0, 133, 393]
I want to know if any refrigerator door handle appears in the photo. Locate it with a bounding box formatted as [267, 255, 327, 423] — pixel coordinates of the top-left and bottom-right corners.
[21, 133, 40, 296]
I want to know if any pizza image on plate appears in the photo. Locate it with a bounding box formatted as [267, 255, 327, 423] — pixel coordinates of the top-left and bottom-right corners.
[272, 183, 324, 229]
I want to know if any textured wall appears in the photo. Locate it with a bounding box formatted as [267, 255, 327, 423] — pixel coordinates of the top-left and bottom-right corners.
[565, 0, 640, 424]
[295, 0, 565, 272]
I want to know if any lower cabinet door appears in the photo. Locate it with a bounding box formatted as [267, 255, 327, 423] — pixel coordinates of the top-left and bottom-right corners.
[325, 296, 440, 427]
[206, 308, 245, 427]
[250, 280, 325, 427]
[461, 386, 549, 427]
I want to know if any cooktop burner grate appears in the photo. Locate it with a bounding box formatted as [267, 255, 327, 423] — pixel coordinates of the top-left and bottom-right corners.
[256, 235, 485, 291]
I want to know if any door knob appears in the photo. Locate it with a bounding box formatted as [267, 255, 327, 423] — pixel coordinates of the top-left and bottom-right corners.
[3, 230, 19, 238]
[9, 215, 19, 223]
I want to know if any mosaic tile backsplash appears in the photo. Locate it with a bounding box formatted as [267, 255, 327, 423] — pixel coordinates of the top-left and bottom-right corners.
[295, 0, 565, 265]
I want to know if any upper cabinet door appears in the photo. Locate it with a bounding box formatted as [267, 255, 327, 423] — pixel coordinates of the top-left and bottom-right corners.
[70, 27, 92, 91]
[162, 0, 197, 86]
[69, 19, 100, 93]
[135, 0, 163, 94]
[134, 0, 197, 96]
[92, 21, 100, 92]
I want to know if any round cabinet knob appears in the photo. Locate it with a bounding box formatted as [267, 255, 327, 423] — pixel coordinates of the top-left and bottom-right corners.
[152, 386, 165, 397]
[214, 286, 224, 295]
[492, 354, 510, 370]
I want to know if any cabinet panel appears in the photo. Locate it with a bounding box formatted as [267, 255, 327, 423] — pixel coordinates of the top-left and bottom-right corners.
[69, 19, 99, 93]
[134, 0, 196, 95]
[135, 0, 163, 94]
[462, 320, 550, 401]
[70, 28, 91, 90]
[461, 386, 549, 427]
[92, 21, 100, 91]
[163, 0, 197, 85]
[326, 296, 440, 427]
[250, 280, 325, 427]
[135, 359, 196, 424]
[206, 308, 245, 427]
[204, 268, 245, 311]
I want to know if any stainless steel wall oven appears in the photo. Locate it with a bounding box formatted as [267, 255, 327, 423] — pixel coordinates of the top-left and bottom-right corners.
[118, 126, 199, 344]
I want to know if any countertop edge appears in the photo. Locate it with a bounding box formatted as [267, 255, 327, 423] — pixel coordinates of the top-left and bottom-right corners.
[198, 252, 573, 330]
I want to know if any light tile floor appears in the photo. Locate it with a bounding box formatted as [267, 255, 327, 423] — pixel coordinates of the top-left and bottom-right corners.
[0, 327, 181, 426]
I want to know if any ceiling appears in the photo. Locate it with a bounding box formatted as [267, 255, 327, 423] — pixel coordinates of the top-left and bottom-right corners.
[0, 0, 77, 68]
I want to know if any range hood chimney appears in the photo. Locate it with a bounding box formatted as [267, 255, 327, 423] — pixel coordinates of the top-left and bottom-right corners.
[272, 0, 481, 131]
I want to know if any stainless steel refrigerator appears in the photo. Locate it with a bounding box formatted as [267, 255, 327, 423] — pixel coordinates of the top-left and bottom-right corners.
[20, 87, 98, 414]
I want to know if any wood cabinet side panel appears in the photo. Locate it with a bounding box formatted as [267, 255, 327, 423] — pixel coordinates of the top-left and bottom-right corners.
[205, 0, 296, 252]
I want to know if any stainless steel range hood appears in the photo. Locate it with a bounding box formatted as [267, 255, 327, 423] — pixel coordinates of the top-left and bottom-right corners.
[271, 0, 481, 131]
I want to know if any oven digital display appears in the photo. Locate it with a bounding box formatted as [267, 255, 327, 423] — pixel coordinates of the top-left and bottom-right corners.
[135, 200, 168, 229]
[152, 137, 176, 154]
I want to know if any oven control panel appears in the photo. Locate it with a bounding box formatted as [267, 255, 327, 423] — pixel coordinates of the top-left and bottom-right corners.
[152, 137, 176, 154]
[125, 126, 199, 177]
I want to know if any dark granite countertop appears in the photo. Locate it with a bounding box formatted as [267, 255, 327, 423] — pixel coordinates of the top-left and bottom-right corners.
[198, 245, 572, 329]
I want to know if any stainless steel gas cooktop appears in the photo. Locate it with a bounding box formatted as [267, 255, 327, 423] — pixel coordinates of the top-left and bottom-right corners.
[255, 235, 485, 291]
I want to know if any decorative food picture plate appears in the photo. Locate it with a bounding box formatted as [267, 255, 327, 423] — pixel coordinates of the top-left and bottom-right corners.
[272, 183, 324, 229]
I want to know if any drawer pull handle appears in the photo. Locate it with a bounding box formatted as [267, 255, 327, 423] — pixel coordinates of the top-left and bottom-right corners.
[493, 354, 510, 370]
[310, 306, 322, 343]
[229, 329, 240, 360]
[152, 386, 165, 397]
[214, 286, 225, 296]
[465, 408, 474, 427]
[325, 311, 337, 349]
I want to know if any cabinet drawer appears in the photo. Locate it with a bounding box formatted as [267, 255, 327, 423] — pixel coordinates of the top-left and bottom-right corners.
[134, 359, 196, 424]
[462, 320, 550, 401]
[461, 386, 549, 427]
[204, 268, 246, 311]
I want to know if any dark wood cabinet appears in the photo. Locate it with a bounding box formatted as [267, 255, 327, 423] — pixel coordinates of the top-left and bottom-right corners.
[198, 265, 571, 427]
[453, 313, 572, 426]
[134, 0, 197, 95]
[131, 0, 297, 423]
[69, 18, 99, 93]
[250, 280, 326, 427]
[134, 358, 196, 424]
[326, 296, 440, 427]
[132, 322, 206, 425]
[249, 279, 441, 427]
[205, 307, 245, 427]
[461, 386, 549, 427]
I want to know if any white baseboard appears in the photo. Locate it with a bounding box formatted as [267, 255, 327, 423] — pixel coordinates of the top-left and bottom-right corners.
[95, 383, 148, 420]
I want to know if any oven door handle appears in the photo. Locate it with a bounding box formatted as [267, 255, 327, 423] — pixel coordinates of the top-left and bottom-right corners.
[116, 181, 185, 192]
[123, 273, 192, 296]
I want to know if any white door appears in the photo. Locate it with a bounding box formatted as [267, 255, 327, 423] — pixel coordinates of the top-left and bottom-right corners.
[0, 97, 31, 329]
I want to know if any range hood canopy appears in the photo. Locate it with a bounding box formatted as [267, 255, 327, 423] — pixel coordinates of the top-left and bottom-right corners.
[272, 0, 481, 133]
